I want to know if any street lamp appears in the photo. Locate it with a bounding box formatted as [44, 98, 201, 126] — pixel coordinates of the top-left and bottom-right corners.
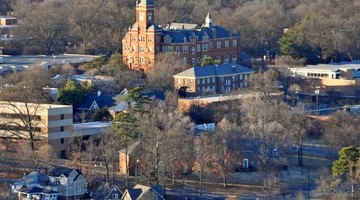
[314, 87, 320, 110]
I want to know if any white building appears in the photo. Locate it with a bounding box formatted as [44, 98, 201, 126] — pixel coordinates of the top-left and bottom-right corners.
[290, 63, 360, 80]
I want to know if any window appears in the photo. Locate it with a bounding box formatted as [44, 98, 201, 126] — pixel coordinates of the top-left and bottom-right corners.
[240, 82, 244, 88]
[156, 36, 160, 42]
[233, 39, 237, 47]
[207, 78, 210, 84]
[209, 42, 213, 48]
[203, 35, 209, 42]
[156, 46, 159, 52]
[217, 41, 221, 48]
[225, 40, 229, 47]
[140, 57, 144, 64]
[225, 80, 231, 85]
[60, 114, 64, 120]
[176, 46, 180, 52]
[60, 138, 64, 144]
[197, 44, 201, 52]
[225, 55, 229, 63]
[203, 43, 209, 51]
[132, 46, 136, 51]
[197, 79, 200, 84]
[183, 57, 187, 65]
[202, 79, 205, 84]
[182, 46, 188, 53]
[139, 46, 145, 52]
[240, 74, 243, 80]
[148, 37, 152, 42]
[78, 186, 82, 193]
[148, 47, 152, 52]
[191, 47, 196, 55]
[197, 57, 201, 64]
[60, 126, 64, 132]
[191, 58, 196, 66]
[113, 194, 119, 199]
[132, 57, 135, 63]
[148, 59, 151, 64]
[232, 76, 236, 81]
[221, 85, 224, 91]
[216, 56, 221, 61]
[212, 85, 216, 91]
[232, 84, 236, 89]
[232, 55, 237, 63]
[220, 77, 224, 82]
[212, 77, 216, 83]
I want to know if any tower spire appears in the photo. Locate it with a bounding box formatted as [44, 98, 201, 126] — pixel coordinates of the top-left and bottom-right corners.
[205, 12, 213, 28]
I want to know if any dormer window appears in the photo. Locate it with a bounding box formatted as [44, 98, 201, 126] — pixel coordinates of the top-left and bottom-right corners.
[183, 37, 187, 43]
[203, 32, 209, 42]
[164, 35, 171, 43]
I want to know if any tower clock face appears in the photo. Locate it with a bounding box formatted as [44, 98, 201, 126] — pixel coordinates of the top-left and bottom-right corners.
[140, 15, 144, 21]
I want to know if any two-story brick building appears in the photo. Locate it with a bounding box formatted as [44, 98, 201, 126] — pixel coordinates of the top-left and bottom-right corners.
[122, 0, 241, 72]
[173, 63, 254, 97]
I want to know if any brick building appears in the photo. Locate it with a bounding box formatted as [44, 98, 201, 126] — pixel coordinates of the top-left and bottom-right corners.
[122, 0, 241, 72]
[173, 63, 254, 97]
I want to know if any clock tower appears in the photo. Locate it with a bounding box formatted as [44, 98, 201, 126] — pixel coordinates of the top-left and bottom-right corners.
[136, 0, 155, 30]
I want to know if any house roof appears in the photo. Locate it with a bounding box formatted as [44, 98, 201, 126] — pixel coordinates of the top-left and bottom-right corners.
[12, 171, 49, 186]
[119, 141, 141, 154]
[78, 92, 115, 110]
[18, 186, 60, 195]
[94, 184, 123, 199]
[173, 63, 254, 78]
[48, 167, 82, 178]
[124, 184, 165, 200]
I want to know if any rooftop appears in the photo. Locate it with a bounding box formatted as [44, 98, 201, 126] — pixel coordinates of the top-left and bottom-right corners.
[292, 63, 360, 72]
[173, 63, 254, 78]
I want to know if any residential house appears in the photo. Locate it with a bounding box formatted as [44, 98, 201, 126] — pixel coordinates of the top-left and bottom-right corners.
[17, 186, 60, 200]
[122, 0, 241, 72]
[48, 167, 87, 198]
[121, 184, 165, 200]
[173, 63, 254, 97]
[93, 184, 123, 200]
[77, 91, 115, 112]
[11, 171, 49, 193]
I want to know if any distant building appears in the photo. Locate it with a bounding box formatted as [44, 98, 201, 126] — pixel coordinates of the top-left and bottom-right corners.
[122, 0, 241, 71]
[0, 101, 111, 158]
[93, 184, 123, 200]
[173, 63, 254, 97]
[290, 63, 360, 80]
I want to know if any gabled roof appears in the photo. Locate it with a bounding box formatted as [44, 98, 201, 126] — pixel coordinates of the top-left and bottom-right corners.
[78, 92, 115, 110]
[48, 167, 82, 178]
[94, 184, 123, 200]
[12, 171, 49, 186]
[173, 64, 254, 78]
[123, 184, 165, 200]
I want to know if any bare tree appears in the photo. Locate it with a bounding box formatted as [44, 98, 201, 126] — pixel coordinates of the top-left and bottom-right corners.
[146, 53, 189, 91]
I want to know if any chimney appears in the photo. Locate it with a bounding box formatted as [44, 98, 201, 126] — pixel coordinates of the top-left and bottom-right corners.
[97, 91, 101, 97]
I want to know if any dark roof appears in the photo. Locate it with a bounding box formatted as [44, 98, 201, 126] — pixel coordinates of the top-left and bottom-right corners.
[126, 188, 142, 199]
[141, 91, 165, 100]
[151, 185, 165, 197]
[48, 167, 82, 178]
[18, 186, 60, 194]
[162, 26, 238, 43]
[12, 171, 49, 186]
[94, 184, 123, 199]
[173, 63, 254, 78]
[78, 92, 115, 110]
[137, 0, 153, 6]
